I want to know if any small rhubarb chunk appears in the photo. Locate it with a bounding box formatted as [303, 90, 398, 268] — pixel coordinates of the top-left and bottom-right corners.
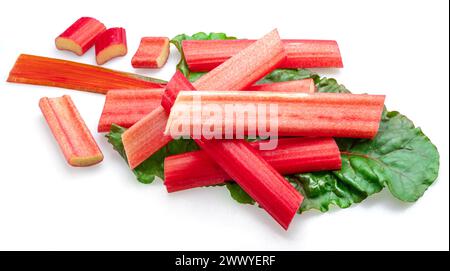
[55, 17, 106, 56]
[95, 27, 127, 65]
[97, 88, 164, 132]
[39, 95, 103, 166]
[131, 37, 170, 68]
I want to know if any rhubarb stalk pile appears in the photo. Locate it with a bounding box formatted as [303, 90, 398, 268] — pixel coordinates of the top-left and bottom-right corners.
[6, 25, 440, 231]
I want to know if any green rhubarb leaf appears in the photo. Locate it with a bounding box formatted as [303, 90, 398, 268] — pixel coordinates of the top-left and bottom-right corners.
[259, 68, 319, 84]
[106, 124, 199, 184]
[335, 111, 439, 202]
[226, 183, 255, 204]
[289, 173, 366, 212]
[170, 32, 236, 81]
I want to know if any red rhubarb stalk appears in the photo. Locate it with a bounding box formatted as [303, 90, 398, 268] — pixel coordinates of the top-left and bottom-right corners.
[195, 139, 303, 230]
[123, 29, 286, 169]
[182, 39, 343, 72]
[55, 17, 106, 56]
[7, 54, 165, 94]
[192, 31, 286, 90]
[39, 95, 103, 167]
[97, 88, 164, 132]
[95, 27, 127, 65]
[166, 91, 385, 139]
[164, 137, 341, 192]
[131, 37, 170, 68]
[248, 79, 315, 93]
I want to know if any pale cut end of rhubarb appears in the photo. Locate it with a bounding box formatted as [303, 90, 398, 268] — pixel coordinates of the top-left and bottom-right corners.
[131, 37, 170, 69]
[69, 154, 104, 167]
[96, 44, 128, 65]
[55, 37, 83, 56]
[95, 27, 127, 65]
[55, 17, 106, 56]
[39, 95, 103, 167]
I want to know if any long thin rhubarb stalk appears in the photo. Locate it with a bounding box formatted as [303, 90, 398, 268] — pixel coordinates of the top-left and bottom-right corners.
[97, 88, 164, 132]
[122, 29, 286, 169]
[164, 137, 341, 192]
[159, 30, 303, 230]
[166, 91, 385, 139]
[7, 54, 165, 94]
[39, 95, 103, 167]
[183, 39, 343, 72]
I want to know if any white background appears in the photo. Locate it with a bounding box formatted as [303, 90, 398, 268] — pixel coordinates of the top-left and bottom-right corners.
[0, 0, 448, 251]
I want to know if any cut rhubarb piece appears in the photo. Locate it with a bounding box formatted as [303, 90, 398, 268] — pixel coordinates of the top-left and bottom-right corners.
[182, 39, 343, 72]
[95, 27, 127, 65]
[122, 29, 286, 169]
[248, 79, 315, 93]
[167, 91, 385, 139]
[193, 30, 286, 90]
[195, 138, 303, 230]
[55, 17, 106, 56]
[122, 71, 196, 169]
[39, 95, 103, 167]
[121, 106, 173, 169]
[131, 37, 170, 68]
[164, 137, 341, 192]
[97, 88, 164, 132]
[7, 54, 165, 94]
